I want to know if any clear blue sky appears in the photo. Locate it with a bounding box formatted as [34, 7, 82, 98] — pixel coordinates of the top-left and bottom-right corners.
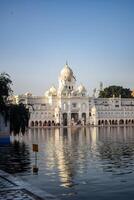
[0, 0, 134, 95]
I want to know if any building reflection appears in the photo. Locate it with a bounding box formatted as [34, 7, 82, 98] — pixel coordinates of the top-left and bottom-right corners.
[95, 127, 134, 174]
[44, 127, 99, 187]
[39, 126, 134, 184]
[5, 126, 134, 185]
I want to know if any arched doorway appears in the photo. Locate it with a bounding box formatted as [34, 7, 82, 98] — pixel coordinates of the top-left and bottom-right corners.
[112, 120, 115, 125]
[35, 121, 38, 127]
[31, 121, 34, 127]
[119, 119, 124, 125]
[128, 119, 131, 124]
[82, 113, 86, 125]
[39, 121, 42, 127]
[105, 120, 108, 125]
[98, 120, 101, 125]
[43, 121, 47, 126]
[115, 120, 118, 125]
[63, 113, 68, 126]
[71, 113, 78, 125]
[77, 120, 81, 125]
[52, 121, 55, 126]
[48, 120, 51, 126]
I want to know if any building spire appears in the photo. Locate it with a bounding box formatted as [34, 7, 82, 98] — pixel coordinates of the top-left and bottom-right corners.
[66, 60, 68, 66]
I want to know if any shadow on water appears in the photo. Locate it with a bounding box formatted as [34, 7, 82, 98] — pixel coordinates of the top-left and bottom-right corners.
[0, 137, 31, 174]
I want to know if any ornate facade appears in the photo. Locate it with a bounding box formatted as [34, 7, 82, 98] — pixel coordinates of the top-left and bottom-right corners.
[12, 63, 134, 127]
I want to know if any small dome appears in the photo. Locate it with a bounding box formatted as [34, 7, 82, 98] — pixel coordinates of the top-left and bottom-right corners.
[60, 63, 75, 82]
[49, 86, 57, 95]
[25, 92, 32, 97]
[45, 86, 57, 96]
[77, 84, 86, 93]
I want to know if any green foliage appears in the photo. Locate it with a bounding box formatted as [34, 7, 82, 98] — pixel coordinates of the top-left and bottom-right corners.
[0, 72, 30, 133]
[10, 103, 30, 134]
[0, 72, 12, 113]
[0, 72, 12, 98]
[0, 73, 12, 124]
[99, 85, 132, 98]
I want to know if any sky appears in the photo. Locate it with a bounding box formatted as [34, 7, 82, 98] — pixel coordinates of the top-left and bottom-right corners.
[0, 0, 134, 96]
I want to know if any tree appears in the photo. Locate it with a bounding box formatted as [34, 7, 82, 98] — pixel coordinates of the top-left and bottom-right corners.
[99, 85, 133, 98]
[0, 72, 29, 133]
[0, 73, 12, 124]
[10, 103, 30, 134]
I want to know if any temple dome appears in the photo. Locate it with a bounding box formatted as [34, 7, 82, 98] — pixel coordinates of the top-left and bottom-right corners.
[49, 86, 57, 95]
[77, 84, 86, 93]
[60, 63, 75, 82]
[25, 92, 32, 97]
[45, 86, 57, 96]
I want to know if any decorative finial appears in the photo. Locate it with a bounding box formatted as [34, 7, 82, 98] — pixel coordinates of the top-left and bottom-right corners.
[66, 60, 68, 66]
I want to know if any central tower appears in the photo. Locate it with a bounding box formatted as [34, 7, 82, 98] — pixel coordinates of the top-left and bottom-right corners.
[58, 62, 76, 96]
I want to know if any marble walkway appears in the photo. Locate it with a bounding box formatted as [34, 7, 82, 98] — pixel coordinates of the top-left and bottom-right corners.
[0, 170, 58, 200]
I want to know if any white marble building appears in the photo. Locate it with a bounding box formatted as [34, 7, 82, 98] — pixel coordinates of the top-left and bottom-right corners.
[12, 63, 134, 127]
[90, 97, 134, 125]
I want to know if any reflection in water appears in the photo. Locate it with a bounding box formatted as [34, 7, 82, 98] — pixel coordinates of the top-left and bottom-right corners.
[97, 127, 134, 175]
[1, 127, 134, 199]
[0, 139, 31, 174]
[58, 127, 98, 187]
